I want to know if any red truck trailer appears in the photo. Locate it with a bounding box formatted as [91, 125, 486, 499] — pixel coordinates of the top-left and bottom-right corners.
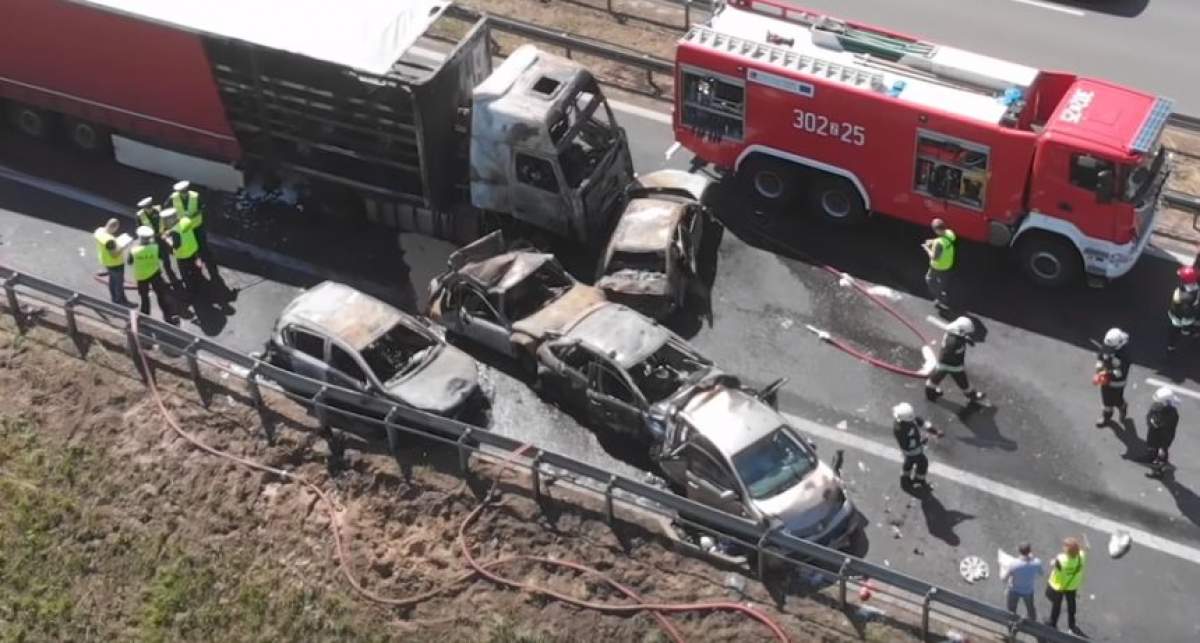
[673, 0, 1174, 286]
[0, 0, 707, 246]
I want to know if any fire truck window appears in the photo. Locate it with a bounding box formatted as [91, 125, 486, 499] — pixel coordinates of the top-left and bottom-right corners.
[680, 70, 744, 141]
[1069, 154, 1116, 193]
[913, 131, 989, 210]
[515, 153, 558, 192]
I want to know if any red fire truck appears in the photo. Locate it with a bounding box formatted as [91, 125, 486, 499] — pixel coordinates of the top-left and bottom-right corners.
[674, 0, 1174, 286]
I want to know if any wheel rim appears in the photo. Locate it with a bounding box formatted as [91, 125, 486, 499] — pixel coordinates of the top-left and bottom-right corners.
[753, 170, 784, 200]
[17, 110, 43, 136]
[820, 190, 852, 218]
[1030, 251, 1062, 281]
[72, 123, 97, 150]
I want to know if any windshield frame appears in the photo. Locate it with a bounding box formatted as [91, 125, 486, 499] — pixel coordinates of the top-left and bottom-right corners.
[553, 82, 620, 190]
[730, 426, 819, 501]
[361, 321, 441, 385]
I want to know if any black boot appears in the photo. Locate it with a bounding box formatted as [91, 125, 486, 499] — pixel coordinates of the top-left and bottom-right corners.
[1096, 410, 1112, 428]
[925, 386, 943, 401]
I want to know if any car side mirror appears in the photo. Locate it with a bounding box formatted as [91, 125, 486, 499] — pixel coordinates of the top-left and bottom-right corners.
[806, 438, 818, 451]
[757, 377, 788, 408]
[831, 449, 845, 477]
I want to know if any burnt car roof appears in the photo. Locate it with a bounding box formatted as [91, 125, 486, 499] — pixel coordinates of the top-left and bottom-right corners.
[457, 251, 561, 294]
[679, 385, 784, 456]
[279, 281, 414, 351]
[564, 304, 672, 369]
[608, 198, 689, 254]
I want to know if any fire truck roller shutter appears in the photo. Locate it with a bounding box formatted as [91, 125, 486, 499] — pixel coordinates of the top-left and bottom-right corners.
[1013, 229, 1083, 288]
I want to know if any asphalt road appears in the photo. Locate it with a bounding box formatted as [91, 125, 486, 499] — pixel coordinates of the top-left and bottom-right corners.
[4, 101, 1200, 639]
[782, 0, 1200, 114]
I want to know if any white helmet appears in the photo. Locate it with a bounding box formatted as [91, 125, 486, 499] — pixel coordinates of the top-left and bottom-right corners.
[892, 402, 915, 422]
[947, 316, 974, 337]
[160, 207, 179, 221]
[173, 180, 190, 193]
[1153, 386, 1178, 405]
[136, 225, 154, 240]
[1103, 328, 1129, 349]
[137, 196, 154, 209]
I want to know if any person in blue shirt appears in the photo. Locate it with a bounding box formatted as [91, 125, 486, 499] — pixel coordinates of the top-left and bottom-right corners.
[1002, 542, 1044, 620]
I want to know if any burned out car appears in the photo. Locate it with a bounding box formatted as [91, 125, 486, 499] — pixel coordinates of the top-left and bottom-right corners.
[535, 307, 863, 548]
[428, 231, 610, 371]
[262, 281, 485, 421]
[595, 196, 708, 319]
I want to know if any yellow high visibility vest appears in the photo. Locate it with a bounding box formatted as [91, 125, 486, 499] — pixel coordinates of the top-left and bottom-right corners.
[94, 227, 124, 268]
[1048, 551, 1086, 592]
[171, 190, 204, 227]
[930, 230, 957, 271]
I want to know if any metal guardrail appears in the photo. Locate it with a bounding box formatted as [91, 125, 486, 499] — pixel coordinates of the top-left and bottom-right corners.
[0, 264, 1085, 643]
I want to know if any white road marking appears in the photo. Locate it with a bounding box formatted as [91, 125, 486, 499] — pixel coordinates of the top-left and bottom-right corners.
[1010, 0, 1085, 17]
[608, 97, 673, 125]
[784, 411, 1200, 566]
[925, 315, 948, 330]
[1146, 377, 1200, 402]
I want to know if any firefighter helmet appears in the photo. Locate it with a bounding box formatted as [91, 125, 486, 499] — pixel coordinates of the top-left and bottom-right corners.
[892, 402, 915, 422]
[1153, 386, 1178, 405]
[1178, 266, 1198, 285]
[1103, 327, 1129, 349]
[947, 316, 974, 337]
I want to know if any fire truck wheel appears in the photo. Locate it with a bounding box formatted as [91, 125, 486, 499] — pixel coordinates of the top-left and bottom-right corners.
[810, 175, 867, 225]
[65, 117, 111, 154]
[6, 103, 55, 139]
[1016, 233, 1081, 287]
[739, 156, 800, 206]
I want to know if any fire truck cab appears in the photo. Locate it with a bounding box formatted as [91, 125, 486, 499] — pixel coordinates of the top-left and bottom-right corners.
[674, 0, 1173, 286]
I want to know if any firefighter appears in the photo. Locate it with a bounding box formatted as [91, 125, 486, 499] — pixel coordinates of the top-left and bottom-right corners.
[166, 180, 224, 287]
[922, 218, 957, 312]
[925, 316, 986, 404]
[160, 208, 205, 297]
[94, 217, 132, 306]
[892, 402, 942, 490]
[1094, 327, 1131, 427]
[136, 196, 183, 291]
[1167, 266, 1199, 353]
[1145, 386, 1179, 479]
[128, 226, 179, 325]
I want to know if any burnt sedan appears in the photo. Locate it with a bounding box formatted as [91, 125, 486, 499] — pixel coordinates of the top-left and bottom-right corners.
[262, 281, 485, 420]
[595, 197, 708, 319]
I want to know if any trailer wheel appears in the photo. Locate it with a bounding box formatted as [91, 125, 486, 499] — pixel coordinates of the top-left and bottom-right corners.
[739, 156, 800, 207]
[7, 104, 55, 139]
[65, 118, 110, 154]
[1016, 233, 1081, 287]
[810, 175, 867, 225]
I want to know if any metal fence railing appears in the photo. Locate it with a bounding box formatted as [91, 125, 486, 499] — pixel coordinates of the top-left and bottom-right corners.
[0, 264, 1086, 643]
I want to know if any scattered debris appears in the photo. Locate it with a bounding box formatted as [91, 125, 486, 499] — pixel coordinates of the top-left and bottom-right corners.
[912, 547, 923, 556]
[865, 284, 903, 301]
[857, 461, 869, 473]
[724, 573, 747, 593]
[944, 629, 969, 642]
[891, 526, 903, 539]
[780, 317, 794, 330]
[858, 579, 875, 601]
[835, 420, 848, 431]
[855, 605, 886, 621]
[77, 247, 86, 257]
[1109, 531, 1132, 558]
[838, 272, 855, 288]
[959, 556, 989, 583]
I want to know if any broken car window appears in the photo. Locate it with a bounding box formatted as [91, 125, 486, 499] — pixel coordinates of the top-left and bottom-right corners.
[607, 250, 665, 275]
[629, 340, 713, 404]
[361, 323, 437, 383]
[330, 345, 368, 385]
[516, 153, 558, 192]
[558, 84, 618, 189]
[732, 427, 817, 500]
[286, 326, 324, 360]
[593, 363, 636, 405]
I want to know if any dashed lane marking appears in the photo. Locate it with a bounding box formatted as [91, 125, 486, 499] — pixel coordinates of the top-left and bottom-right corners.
[1010, 0, 1085, 17]
[1146, 377, 1200, 402]
[783, 411, 1200, 566]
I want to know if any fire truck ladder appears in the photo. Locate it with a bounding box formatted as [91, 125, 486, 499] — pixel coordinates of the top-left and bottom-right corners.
[685, 26, 884, 90]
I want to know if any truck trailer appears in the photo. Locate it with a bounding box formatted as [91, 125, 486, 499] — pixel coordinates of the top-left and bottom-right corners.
[0, 0, 707, 247]
[674, 0, 1174, 286]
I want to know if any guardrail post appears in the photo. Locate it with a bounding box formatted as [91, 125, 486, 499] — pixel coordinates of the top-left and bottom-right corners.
[837, 557, 852, 609]
[126, 321, 149, 385]
[3, 276, 24, 334]
[756, 523, 777, 581]
[1006, 618, 1021, 643]
[684, 0, 692, 28]
[246, 365, 273, 444]
[530, 451, 543, 505]
[186, 339, 207, 408]
[63, 294, 85, 356]
[921, 587, 938, 641]
[384, 407, 401, 461]
[457, 427, 473, 475]
[604, 474, 617, 526]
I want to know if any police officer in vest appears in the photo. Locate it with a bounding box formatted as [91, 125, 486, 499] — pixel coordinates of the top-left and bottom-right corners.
[136, 196, 183, 291]
[94, 217, 133, 306]
[925, 316, 986, 404]
[1044, 537, 1087, 636]
[167, 180, 224, 287]
[923, 218, 957, 312]
[1167, 266, 1199, 353]
[892, 402, 942, 491]
[1095, 327, 1130, 427]
[128, 226, 179, 325]
[160, 208, 204, 296]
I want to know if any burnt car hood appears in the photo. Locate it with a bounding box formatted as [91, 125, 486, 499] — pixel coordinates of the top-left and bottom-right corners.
[385, 345, 480, 415]
[596, 270, 670, 297]
[750, 461, 847, 535]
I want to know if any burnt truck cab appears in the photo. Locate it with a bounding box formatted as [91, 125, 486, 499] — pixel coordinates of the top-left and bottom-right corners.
[470, 45, 634, 245]
[1019, 77, 1173, 284]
